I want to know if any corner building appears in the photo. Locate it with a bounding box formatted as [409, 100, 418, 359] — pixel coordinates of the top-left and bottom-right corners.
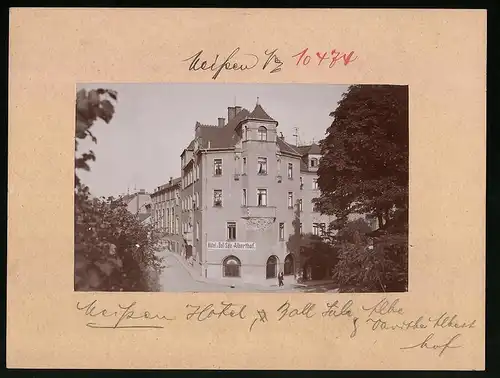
[179, 103, 334, 285]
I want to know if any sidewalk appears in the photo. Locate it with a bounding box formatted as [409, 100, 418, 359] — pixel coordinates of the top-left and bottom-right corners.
[164, 249, 298, 292]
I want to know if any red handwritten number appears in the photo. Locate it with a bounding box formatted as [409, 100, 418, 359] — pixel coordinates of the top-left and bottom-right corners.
[329, 49, 358, 67]
[293, 48, 358, 68]
[292, 48, 311, 66]
[316, 52, 329, 66]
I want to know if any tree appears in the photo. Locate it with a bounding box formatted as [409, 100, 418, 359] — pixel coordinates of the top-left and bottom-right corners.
[286, 200, 338, 281]
[75, 88, 117, 187]
[315, 85, 408, 231]
[74, 88, 164, 291]
[314, 85, 409, 292]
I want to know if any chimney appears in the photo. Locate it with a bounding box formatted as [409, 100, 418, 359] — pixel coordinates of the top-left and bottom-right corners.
[218, 117, 225, 127]
[235, 106, 242, 115]
[228, 106, 236, 121]
[279, 132, 285, 141]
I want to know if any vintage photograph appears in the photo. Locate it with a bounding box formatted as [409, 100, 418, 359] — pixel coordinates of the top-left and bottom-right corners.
[74, 83, 408, 293]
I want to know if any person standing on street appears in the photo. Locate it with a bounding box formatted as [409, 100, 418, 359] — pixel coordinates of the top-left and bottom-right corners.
[278, 271, 284, 287]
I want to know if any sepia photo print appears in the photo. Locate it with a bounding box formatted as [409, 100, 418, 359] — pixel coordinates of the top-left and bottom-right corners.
[74, 83, 409, 293]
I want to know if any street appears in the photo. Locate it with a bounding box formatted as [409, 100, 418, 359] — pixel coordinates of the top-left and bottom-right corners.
[157, 250, 339, 293]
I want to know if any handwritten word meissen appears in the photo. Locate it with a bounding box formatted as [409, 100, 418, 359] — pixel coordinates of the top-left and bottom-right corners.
[76, 300, 175, 329]
[183, 48, 282, 80]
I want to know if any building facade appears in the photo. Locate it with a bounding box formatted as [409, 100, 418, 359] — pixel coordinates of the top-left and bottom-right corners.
[177, 103, 338, 285]
[151, 177, 183, 254]
[121, 189, 152, 216]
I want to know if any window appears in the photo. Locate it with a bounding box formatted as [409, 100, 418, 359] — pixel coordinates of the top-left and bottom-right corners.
[313, 178, 319, 190]
[257, 157, 268, 175]
[310, 158, 318, 167]
[223, 256, 241, 277]
[213, 190, 222, 207]
[287, 192, 293, 208]
[242, 189, 247, 206]
[242, 157, 247, 174]
[284, 254, 294, 275]
[257, 189, 267, 206]
[320, 223, 326, 235]
[288, 163, 293, 179]
[258, 126, 267, 141]
[298, 199, 303, 212]
[214, 158, 223, 176]
[196, 222, 200, 241]
[300, 223, 303, 234]
[313, 223, 320, 236]
[279, 223, 285, 241]
[227, 222, 237, 240]
[244, 126, 248, 140]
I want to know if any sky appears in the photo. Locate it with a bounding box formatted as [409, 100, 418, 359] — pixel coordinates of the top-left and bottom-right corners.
[76, 83, 349, 197]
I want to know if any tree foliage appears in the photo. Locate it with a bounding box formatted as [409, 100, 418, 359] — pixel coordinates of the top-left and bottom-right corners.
[315, 85, 409, 292]
[315, 85, 408, 230]
[74, 88, 163, 291]
[332, 229, 408, 292]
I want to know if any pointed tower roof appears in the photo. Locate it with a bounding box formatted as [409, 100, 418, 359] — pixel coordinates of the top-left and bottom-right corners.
[248, 103, 276, 122]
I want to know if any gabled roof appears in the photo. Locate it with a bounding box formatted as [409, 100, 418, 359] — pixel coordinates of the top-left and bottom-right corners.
[248, 104, 276, 122]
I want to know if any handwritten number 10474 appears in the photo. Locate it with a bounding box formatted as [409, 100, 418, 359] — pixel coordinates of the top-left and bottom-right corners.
[292, 48, 357, 67]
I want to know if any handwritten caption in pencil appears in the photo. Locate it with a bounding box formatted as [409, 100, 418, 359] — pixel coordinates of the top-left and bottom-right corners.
[182, 47, 358, 80]
[76, 297, 476, 357]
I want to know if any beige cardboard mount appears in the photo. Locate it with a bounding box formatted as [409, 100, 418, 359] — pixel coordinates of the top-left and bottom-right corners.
[8, 8, 486, 370]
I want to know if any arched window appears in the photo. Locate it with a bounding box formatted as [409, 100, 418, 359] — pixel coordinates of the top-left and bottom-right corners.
[223, 255, 241, 277]
[266, 255, 279, 279]
[284, 254, 294, 275]
[258, 126, 267, 141]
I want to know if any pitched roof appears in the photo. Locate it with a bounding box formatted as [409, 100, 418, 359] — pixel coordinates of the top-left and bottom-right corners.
[156, 177, 182, 192]
[121, 194, 134, 203]
[297, 143, 321, 156]
[191, 108, 251, 150]
[248, 104, 275, 121]
[137, 213, 151, 222]
[277, 138, 302, 156]
[184, 104, 277, 152]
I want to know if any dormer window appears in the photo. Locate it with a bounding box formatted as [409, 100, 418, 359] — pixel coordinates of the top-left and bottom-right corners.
[258, 126, 267, 141]
[310, 158, 318, 167]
